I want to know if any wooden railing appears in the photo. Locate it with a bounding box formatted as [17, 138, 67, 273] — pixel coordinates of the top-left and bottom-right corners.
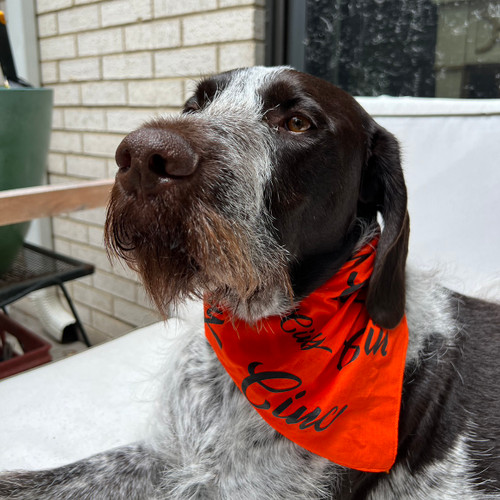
[0, 179, 114, 226]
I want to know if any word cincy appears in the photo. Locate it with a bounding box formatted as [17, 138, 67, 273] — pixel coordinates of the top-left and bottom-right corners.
[241, 361, 348, 432]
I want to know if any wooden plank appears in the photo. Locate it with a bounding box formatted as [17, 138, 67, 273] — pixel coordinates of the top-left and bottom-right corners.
[0, 179, 115, 226]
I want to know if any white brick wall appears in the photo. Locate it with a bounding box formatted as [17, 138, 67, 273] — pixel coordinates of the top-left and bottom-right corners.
[77, 28, 124, 56]
[102, 52, 153, 79]
[59, 57, 101, 81]
[81, 81, 127, 105]
[37, 0, 72, 14]
[40, 34, 77, 60]
[182, 9, 259, 46]
[127, 79, 184, 107]
[154, 46, 218, 77]
[124, 20, 181, 51]
[36, 0, 266, 343]
[153, 0, 217, 18]
[57, 4, 100, 34]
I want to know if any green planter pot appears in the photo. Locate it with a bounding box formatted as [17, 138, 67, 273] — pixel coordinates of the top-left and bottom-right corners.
[0, 88, 53, 274]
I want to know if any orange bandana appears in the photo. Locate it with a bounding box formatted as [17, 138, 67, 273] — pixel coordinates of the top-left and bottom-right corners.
[204, 240, 408, 472]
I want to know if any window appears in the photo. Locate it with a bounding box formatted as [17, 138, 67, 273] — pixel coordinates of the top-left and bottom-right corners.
[266, 0, 500, 98]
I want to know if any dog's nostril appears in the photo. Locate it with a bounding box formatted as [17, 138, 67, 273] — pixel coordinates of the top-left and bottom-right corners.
[148, 153, 169, 178]
[148, 149, 198, 179]
[116, 147, 132, 172]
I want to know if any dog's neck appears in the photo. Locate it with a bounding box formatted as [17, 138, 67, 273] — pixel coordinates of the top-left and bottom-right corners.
[226, 221, 379, 323]
[290, 221, 377, 302]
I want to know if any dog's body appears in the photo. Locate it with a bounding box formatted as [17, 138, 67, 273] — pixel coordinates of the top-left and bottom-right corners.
[1, 66, 499, 499]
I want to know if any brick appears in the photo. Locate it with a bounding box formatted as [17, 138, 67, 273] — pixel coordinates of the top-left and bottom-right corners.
[106, 109, 152, 133]
[8, 304, 39, 328]
[40, 61, 58, 83]
[88, 225, 105, 248]
[57, 4, 99, 34]
[49, 174, 74, 184]
[37, 0, 73, 14]
[59, 57, 101, 82]
[50, 131, 82, 153]
[66, 154, 108, 178]
[81, 81, 127, 106]
[71, 301, 92, 326]
[103, 52, 153, 80]
[218, 41, 261, 72]
[92, 310, 134, 336]
[107, 158, 119, 177]
[70, 241, 110, 271]
[77, 28, 123, 56]
[52, 83, 81, 106]
[38, 13, 58, 38]
[82, 132, 122, 157]
[51, 108, 65, 128]
[73, 282, 113, 314]
[114, 298, 161, 327]
[84, 325, 111, 346]
[136, 286, 155, 309]
[48, 153, 66, 174]
[64, 108, 106, 132]
[219, 0, 266, 6]
[153, 0, 216, 18]
[54, 237, 71, 255]
[76, 273, 94, 287]
[53, 217, 89, 242]
[127, 79, 184, 107]
[254, 7, 265, 41]
[93, 270, 136, 301]
[124, 20, 180, 51]
[107, 259, 140, 281]
[154, 46, 217, 77]
[101, 0, 152, 28]
[69, 206, 107, 226]
[184, 79, 199, 100]
[92, 251, 139, 281]
[39, 35, 77, 61]
[182, 9, 257, 46]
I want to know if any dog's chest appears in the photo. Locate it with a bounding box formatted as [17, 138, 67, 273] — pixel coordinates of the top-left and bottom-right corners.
[154, 325, 339, 499]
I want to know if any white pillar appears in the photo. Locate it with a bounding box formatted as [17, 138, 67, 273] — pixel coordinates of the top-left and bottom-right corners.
[4, 0, 40, 87]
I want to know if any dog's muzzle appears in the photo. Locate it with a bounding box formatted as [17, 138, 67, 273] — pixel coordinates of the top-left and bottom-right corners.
[115, 128, 199, 195]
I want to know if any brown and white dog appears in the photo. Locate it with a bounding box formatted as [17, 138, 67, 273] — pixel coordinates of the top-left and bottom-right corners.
[1, 66, 499, 499]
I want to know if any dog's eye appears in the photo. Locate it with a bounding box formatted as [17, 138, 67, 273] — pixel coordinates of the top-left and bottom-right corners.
[286, 116, 311, 133]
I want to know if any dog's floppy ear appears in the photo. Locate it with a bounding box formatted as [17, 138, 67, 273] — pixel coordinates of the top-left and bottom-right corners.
[359, 124, 410, 329]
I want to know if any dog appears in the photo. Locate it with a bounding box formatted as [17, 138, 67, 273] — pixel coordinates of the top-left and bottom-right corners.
[0, 66, 499, 499]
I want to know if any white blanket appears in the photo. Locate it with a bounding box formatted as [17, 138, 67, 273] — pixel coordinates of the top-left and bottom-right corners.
[0, 320, 175, 470]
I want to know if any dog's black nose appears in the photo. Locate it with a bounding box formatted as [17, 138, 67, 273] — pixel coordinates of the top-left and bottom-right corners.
[115, 128, 199, 194]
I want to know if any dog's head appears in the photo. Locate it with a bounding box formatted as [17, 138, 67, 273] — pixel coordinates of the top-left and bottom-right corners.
[105, 66, 409, 327]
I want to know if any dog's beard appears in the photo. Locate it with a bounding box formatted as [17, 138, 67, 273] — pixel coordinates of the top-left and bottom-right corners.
[104, 185, 292, 319]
